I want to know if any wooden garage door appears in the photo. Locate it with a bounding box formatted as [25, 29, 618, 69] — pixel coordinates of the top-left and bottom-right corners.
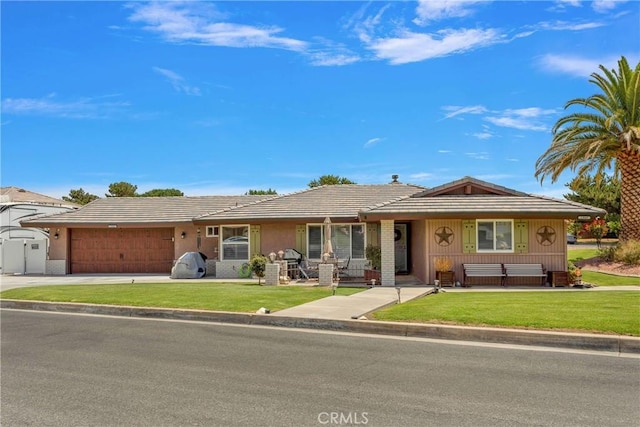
[70, 228, 174, 274]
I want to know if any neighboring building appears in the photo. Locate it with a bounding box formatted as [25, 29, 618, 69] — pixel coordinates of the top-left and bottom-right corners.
[22, 177, 605, 284]
[1, 187, 79, 274]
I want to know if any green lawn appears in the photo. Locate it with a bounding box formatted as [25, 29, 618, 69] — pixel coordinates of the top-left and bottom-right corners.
[0, 282, 362, 313]
[568, 248, 599, 262]
[568, 248, 640, 286]
[373, 291, 640, 336]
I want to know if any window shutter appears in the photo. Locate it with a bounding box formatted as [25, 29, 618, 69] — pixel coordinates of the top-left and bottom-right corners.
[295, 225, 307, 256]
[250, 225, 261, 257]
[462, 220, 476, 253]
[366, 223, 379, 247]
[514, 220, 528, 253]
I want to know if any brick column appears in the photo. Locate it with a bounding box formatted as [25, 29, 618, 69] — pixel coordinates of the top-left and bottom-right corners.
[264, 263, 279, 286]
[380, 220, 395, 286]
[318, 263, 334, 286]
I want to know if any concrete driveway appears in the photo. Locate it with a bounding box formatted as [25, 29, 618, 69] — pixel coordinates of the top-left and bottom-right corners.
[1, 274, 183, 291]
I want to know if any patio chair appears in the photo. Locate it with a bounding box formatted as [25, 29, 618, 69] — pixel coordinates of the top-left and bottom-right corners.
[298, 258, 319, 280]
[337, 256, 351, 279]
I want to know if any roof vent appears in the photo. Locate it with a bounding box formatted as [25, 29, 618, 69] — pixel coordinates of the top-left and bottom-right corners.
[391, 174, 399, 183]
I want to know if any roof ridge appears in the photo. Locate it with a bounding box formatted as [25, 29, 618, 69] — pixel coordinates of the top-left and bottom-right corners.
[193, 193, 283, 219]
[529, 193, 607, 211]
[361, 193, 414, 211]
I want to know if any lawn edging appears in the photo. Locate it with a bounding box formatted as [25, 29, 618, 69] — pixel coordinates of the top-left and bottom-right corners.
[2, 299, 639, 354]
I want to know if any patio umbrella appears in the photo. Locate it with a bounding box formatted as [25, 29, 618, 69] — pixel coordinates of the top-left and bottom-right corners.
[323, 217, 333, 258]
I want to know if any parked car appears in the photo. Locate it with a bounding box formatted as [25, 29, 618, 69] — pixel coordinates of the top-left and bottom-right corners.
[567, 234, 577, 244]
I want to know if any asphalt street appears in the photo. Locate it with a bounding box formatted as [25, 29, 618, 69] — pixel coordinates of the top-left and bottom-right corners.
[2, 310, 639, 427]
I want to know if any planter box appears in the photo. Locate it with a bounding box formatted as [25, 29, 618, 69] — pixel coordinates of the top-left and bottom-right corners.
[547, 271, 569, 287]
[436, 271, 455, 286]
[364, 269, 381, 285]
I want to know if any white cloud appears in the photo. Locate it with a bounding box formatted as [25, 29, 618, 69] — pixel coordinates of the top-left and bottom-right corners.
[472, 131, 493, 140]
[484, 108, 554, 131]
[441, 105, 488, 120]
[538, 54, 634, 77]
[465, 152, 490, 160]
[408, 172, 436, 181]
[444, 105, 555, 131]
[438, 150, 452, 154]
[306, 40, 360, 66]
[152, 67, 201, 96]
[1, 93, 129, 119]
[536, 20, 605, 31]
[558, 0, 582, 6]
[364, 137, 384, 148]
[128, 2, 307, 52]
[592, 0, 628, 13]
[413, 0, 486, 26]
[368, 28, 503, 65]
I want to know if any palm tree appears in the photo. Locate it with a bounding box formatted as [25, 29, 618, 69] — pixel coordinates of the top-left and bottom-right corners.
[535, 56, 640, 241]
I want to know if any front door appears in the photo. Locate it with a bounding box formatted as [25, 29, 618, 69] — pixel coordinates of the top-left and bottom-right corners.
[394, 224, 409, 274]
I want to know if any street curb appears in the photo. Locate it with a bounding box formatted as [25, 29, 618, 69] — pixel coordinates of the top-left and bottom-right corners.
[2, 299, 639, 354]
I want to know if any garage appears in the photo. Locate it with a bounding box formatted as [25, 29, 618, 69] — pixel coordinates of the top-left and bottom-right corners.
[70, 228, 174, 274]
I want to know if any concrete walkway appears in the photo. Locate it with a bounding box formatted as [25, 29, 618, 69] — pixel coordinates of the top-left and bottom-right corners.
[275, 287, 434, 320]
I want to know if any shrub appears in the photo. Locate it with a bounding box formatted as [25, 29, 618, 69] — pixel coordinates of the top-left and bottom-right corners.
[568, 261, 581, 283]
[615, 240, 640, 266]
[434, 256, 453, 272]
[365, 245, 381, 270]
[249, 255, 268, 284]
[598, 245, 617, 262]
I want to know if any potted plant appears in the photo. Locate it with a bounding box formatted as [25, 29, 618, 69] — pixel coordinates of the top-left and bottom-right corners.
[434, 256, 455, 286]
[364, 244, 382, 284]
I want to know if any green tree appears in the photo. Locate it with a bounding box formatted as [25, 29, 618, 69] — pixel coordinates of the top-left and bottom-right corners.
[106, 181, 138, 197]
[249, 255, 268, 285]
[308, 174, 356, 188]
[62, 188, 99, 205]
[535, 56, 640, 242]
[245, 188, 277, 195]
[564, 174, 620, 215]
[139, 188, 184, 197]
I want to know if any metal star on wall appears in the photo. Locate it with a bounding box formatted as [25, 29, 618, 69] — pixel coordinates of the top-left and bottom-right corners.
[536, 225, 556, 246]
[434, 226, 454, 246]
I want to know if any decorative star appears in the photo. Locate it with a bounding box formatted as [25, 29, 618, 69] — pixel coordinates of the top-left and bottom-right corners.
[537, 226, 556, 245]
[435, 227, 454, 245]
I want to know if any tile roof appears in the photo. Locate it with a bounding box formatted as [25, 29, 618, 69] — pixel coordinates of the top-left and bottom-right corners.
[359, 194, 606, 219]
[412, 176, 528, 197]
[1, 186, 79, 208]
[194, 184, 425, 222]
[22, 195, 270, 227]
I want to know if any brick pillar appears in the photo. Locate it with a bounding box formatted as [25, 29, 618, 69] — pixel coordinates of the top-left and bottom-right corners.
[318, 263, 334, 286]
[264, 263, 279, 286]
[380, 220, 395, 287]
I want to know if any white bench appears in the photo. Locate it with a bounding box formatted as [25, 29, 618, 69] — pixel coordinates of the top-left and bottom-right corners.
[463, 264, 505, 286]
[504, 263, 547, 286]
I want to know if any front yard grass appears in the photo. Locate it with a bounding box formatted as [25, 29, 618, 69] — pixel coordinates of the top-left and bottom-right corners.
[568, 248, 640, 286]
[373, 291, 640, 336]
[0, 282, 362, 313]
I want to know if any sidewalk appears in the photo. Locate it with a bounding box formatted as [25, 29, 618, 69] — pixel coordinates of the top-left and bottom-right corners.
[275, 287, 433, 319]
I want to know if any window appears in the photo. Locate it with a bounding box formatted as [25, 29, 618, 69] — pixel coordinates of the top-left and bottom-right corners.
[206, 226, 219, 237]
[307, 224, 365, 260]
[221, 225, 249, 260]
[477, 220, 513, 252]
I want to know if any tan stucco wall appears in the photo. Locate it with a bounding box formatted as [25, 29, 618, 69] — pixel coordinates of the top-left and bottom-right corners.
[174, 225, 220, 260]
[260, 223, 297, 256]
[48, 227, 68, 261]
[410, 220, 427, 283]
[424, 218, 568, 285]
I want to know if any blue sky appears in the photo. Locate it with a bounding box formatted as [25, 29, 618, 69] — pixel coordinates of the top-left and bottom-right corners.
[2, 1, 639, 199]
